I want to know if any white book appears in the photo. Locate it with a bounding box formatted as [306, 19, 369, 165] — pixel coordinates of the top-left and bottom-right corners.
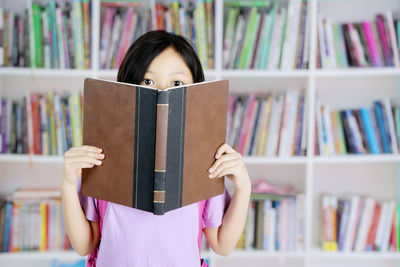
[383, 98, 398, 153]
[228, 14, 245, 69]
[381, 200, 395, 251]
[41, 10, 51, 69]
[53, 93, 63, 156]
[229, 99, 243, 146]
[280, 90, 300, 156]
[104, 13, 122, 69]
[323, 105, 336, 155]
[266, 93, 284, 156]
[268, 8, 286, 69]
[295, 194, 305, 251]
[55, 7, 65, 69]
[374, 201, 388, 251]
[343, 196, 360, 251]
[223, 8, 239, 69]
[318, 15, 328, 68]
[325, 18, 337, 69]
[268, 207, 277, 251]
[254, 96, 270, 156]
[246, 202, 255, 249]
[282, 0, 301, 69]
[386, 11, 400, 67]
[349, 23, 368, 67]
[302, 3, 310, 68]
[354, 197, 376, 251]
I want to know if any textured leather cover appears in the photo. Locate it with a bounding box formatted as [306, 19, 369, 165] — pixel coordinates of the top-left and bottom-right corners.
[81, 78, 229, 215]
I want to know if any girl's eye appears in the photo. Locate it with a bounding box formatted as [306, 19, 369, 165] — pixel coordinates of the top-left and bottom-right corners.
[172, 81, 183, 87]
[142, 79, 154, 86]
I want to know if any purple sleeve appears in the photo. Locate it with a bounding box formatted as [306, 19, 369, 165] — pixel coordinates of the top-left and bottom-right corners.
[202, 186, 231, 229]
[76, 175, 99, 222]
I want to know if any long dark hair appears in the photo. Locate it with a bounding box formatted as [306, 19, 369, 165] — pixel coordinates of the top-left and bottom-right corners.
[117, 30, 205, 84]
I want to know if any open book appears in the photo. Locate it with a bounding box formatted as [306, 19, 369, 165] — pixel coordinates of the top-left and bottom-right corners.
[81, 78, 229, 215]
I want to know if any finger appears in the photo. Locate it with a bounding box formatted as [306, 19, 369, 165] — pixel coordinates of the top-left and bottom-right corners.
[65, 150, 105, 160]
[209, 160, 238, 178]
[215, 143, 236, 158]
[70, 145, 102, 153]
[65, 156, 103, 166]
[69, 162, 96, 170]
[210, 167, 235, 179]
[208, 153, 241, 173]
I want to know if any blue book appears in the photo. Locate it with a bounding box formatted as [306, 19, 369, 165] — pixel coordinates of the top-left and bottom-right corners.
[338, 200, 350, 251]
[2, 202, 12, 252]
[374, 101, 391, 153]
[360, 108, 380, 154]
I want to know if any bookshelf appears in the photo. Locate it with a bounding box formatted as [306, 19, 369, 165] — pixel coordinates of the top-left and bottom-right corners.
[1, 0, 400, 267]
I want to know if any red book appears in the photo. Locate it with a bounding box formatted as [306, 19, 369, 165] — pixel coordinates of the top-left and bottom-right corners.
[365, 203, 381, 250]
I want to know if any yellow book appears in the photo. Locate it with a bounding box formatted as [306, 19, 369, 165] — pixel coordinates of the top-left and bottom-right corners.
[48, 91, 57, 155]
[40, 202, 48, 251]
[55, 200, 61, 250]
[259, 97, 273, 156]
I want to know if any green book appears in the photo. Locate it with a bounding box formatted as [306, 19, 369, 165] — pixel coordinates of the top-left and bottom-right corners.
[238, 7, 259, 69]
[223, 8, 239, 68]
[32, 3, 43, 68]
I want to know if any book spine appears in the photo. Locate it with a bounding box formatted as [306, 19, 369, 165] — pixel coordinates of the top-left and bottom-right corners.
[153, 90, 169, 215]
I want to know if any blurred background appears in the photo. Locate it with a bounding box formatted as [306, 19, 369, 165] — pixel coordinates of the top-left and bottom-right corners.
[1, 0, 400, 266]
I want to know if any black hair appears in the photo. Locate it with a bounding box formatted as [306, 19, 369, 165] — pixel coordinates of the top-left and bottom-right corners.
[117, 30, 205, 84]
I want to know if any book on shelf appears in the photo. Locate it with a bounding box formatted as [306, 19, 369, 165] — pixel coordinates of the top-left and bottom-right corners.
[99, 2, 151, 69]
[223, 0, 309, 70]
[236, 179, 304, 251]
[0, 91, 82, 155]
[0, 0, 91, 69]
[322, 194, 399, 252]
[154, 0, 215, 69]
[0, 188, 71, 252]
[227, 88, 307, 157]
[81, 78, 228, 215]
[318, 11, 400, 69]
[315, 98, 400, 156]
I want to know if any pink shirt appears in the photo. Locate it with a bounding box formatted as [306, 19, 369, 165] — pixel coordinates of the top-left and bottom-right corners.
[76, 176, 230, 267]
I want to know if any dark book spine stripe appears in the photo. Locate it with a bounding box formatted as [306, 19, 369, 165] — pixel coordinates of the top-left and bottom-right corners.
[164, 87, 186, 212]
[133, 87, 157, 212]
[153, 90, 169, 215]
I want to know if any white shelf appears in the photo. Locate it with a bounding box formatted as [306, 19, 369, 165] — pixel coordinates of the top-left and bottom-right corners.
[310, 250, 400, 260]
[0, 251, 84, 261]
[314, 67, 400, 77]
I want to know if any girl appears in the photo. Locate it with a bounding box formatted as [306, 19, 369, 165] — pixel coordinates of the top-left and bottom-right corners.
[61, 30, 251, 267]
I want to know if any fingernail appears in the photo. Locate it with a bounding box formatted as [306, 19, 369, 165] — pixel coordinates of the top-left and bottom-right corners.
[215, 154, 220, 159]
[96, 160, 102, 165]
[208, 168, 214, 172]
[209, 173, 215, 178]
[99, 154, 105, 158]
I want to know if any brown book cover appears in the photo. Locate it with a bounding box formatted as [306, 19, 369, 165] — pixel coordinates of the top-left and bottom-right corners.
[81, 78, 229, 215]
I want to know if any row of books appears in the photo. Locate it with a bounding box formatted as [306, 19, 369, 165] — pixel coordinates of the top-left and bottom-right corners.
[0, 0, 91, 69]
[0, 92, 83, 155]
[155, 1, 215, 69]
[0, 188, 71, 252]
[99, 4, 151, 69]
[227, 89, 307, 157]
[223, 0, 309, 70]
[322, 195, 399, 252]
[317, 12, 400, 69]
[315, 98, 399, 156]
[237, 192, 305, 251]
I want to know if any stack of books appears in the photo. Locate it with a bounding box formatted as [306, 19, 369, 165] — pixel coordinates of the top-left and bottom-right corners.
[322, 194, 399, 252]
[155, 0, 215, 69]
[99, 2, 152, 69]
[227, 89, 307, 157]
[317, 12, 400, 69]
[0, 188, 71, 252]
[0, 91, 83, 155]
[0, 0, 91, 69]
[223, 0, 309, 70]
[315, 98, 399, 156]
[237, 180, 305, 251]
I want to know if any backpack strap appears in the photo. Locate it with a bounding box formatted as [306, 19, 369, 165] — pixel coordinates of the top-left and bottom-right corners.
[86, 199, 108, 267]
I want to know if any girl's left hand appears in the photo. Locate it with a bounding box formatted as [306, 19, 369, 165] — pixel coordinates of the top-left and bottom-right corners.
[208, 143, 251, 191]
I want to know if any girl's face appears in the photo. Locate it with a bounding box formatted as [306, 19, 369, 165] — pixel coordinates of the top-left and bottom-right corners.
[140, 46, 194, 90]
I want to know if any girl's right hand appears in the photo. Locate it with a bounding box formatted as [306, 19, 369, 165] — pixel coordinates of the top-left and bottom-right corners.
[62, 145, 104, 188]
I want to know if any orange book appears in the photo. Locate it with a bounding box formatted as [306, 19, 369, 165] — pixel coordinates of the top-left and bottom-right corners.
[365, 203, 381, 250]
